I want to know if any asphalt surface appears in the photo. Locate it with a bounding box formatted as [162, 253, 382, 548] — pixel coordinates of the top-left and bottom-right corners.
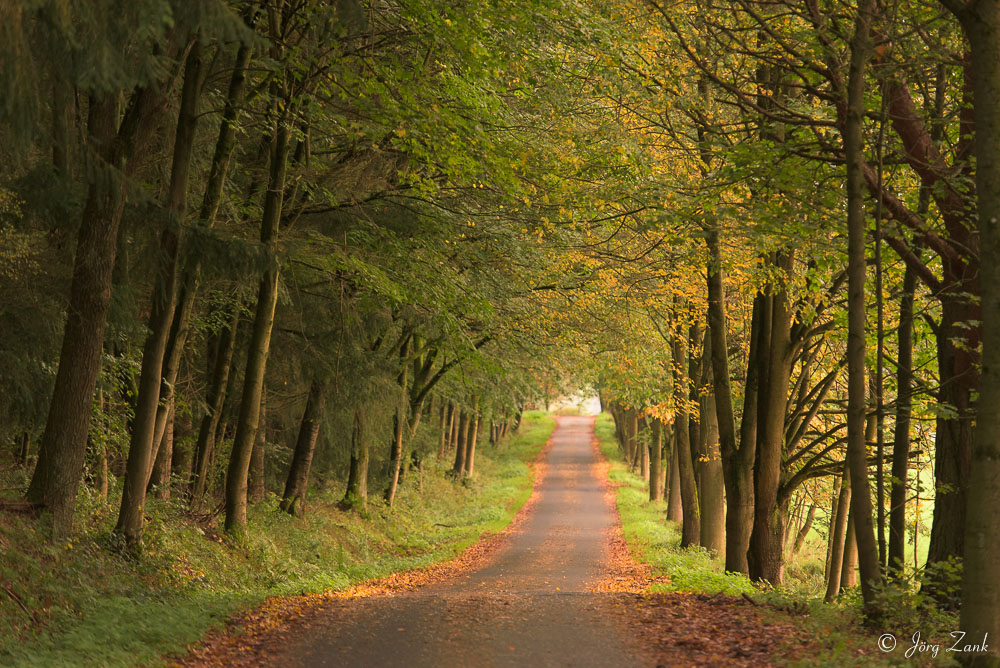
[275, 415, 647, 668]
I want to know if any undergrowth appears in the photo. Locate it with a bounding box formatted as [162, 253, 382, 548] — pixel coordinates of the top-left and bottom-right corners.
[593, 413, 955, 667]
[0, 411, 555, 667]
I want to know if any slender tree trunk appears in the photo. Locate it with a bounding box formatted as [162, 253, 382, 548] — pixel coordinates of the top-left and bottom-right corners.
[792, 505, 816, 555]
[673, 320, 700, 548]
[189, 307, 239, 505]
[281, 381, 324, 516]
[248, 393, 266, 503]
[114, 47, 202, 549]
[666, 435, 683, 524]
[451, 411, 469, 477]
[707, 228, 756, 574]
[844, 0, 883, 613]
[437, 400, 449, 458]
[888, 263, 917, 573]
[464, 411, 480, 477]
[341, 406, 368, 510]
[17, 432, 30, 466]
[384, 341, 410, 506]
[649, 419, 663, 503]
[698, 351, 725, 555]
[841, 510, 859, 589]
[149, 402, 175, 499]
[950, 2, 1000, 659]
[826, 465, 852, 602]
[224, 121, 290, 540]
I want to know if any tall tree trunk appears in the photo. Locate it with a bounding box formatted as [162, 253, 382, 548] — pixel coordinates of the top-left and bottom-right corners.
[148, 42, 253, 470]
[841, 511, 858, 589]
[888, 263, 917, 573]
[673, 319, 700, 548]
[170, 411, 193, 497]
[149, 402, 175, 499]
[437, 400, 449, 458]
[114, 46, 202, 549]
[697, 342, 725, 555]
[248, 393, 266, 503]
[792, 504, 816, 555]
[748, 251, 793, 585]
[281, 380, 324, 516]
[949, 1, 1000, 659]
[451, 410, 469, 477]
[224, 121, 290, 540]
[341, 406, 368, 510]
[649, 419, 663, 503]
[384, 341, 410, 506]
[464, 410, 480, 477]
[825, 465, 852, 602]
[17, 432, 30, 467]
[707, 228, 757, 574]
[844, 0, 884, 613]
[189, 307, 239, 506]
[666, 435, 683, 523]
[27, 86, 165, 539]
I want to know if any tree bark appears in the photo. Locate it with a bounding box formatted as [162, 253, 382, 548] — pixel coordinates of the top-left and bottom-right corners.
[697, 346, 725, 555]
[666, 434, 683, 524]
[888, 263, 917, 573]
[341, 406, 368, 510]
[672, 319, 700, 548]
[464, 410, 480, 477]
[384, 340, 410, 506]
[451, 410, 469, 477]
[825, 465, 852, 602]
[948, 1, 1000, 660]
[224, 120, 290, 540]
[281, 381, 323, 516]
[189, 306, 239, 506]
[706, 227, 756, 574]
[844, 0, 884, 613]
[248, 393, 267, 503]
[747, 251, 793, 585]
[649, 419, 663, 503]
[27, 84, 166, 540]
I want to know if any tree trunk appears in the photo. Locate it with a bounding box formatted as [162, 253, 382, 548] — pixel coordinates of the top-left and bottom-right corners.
[748, 252, 793, 585]
[281, 381, 323, 516]
[341, 406, 368, 510]
[437, 400, 450, 458]
[707, 227, 756, 574]
[113, 47, 202, 550]
[189, 306, 239, 506]
[673, 320, 700, 548]
[841, 511, 858, 589]
[384, 341, 410, 506]
[649, 419, 664, 502]
[27, 87, 163, 540]
[149, 402, 175, 499]
[17, 432, 30, 467]
[844, 0, 884, 613]
[825, 465, 852, 602]
[792, 504, 816, 555]
[951, 2, 1000, 659]
[464, 406, 480, 477]
[451, 410, 469, 476]
[224, 121, 290, 540]
[888, 262, 916, 573]
[666, 434, 683, 524]
[248, 393, 266, 503]
[698, 360, 725, 556]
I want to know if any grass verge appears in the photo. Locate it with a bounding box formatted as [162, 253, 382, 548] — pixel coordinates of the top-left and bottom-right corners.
[593, 413, 925, 667]
[0, 411, 555, 667]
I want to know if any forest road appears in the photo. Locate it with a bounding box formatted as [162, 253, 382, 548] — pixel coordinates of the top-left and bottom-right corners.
[272, 415, 650, 668]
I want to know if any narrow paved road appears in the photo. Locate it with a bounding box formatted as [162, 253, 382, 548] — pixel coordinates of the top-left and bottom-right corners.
[275, 416, 648, 667]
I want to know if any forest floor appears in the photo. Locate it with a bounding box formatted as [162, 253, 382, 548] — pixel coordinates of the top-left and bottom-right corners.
[175, 416, 871, 667]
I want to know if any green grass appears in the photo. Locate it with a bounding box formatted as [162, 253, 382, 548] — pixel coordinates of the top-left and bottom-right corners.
[0, 411, 555, 667]
[592, 413, 928, 667]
